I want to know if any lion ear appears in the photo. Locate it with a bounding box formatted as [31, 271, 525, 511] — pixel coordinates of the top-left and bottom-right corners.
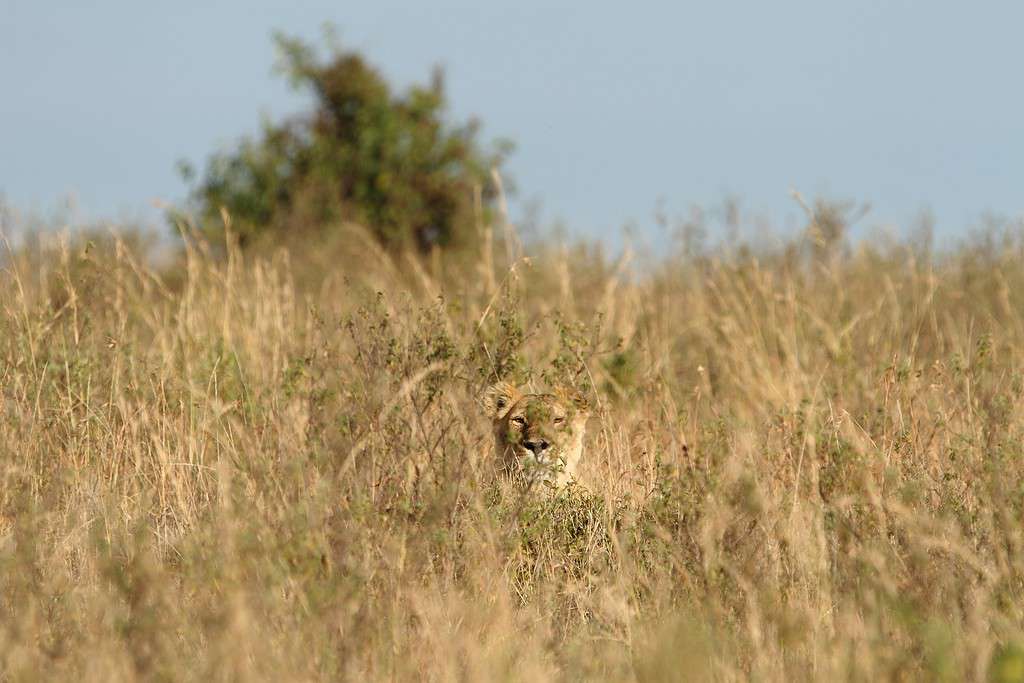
[483, 382, 520, 419]
[555, 385, 590, 416]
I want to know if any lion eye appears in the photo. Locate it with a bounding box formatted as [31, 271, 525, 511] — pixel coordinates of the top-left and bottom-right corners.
[512, 416, 526, 426]
[553, 417, 565, 425]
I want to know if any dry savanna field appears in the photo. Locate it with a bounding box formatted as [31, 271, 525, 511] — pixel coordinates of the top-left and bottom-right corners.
[2, 210, 1024, 681]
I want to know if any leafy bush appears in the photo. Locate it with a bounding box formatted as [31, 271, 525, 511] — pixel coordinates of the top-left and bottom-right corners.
[179, 32, 511, 252]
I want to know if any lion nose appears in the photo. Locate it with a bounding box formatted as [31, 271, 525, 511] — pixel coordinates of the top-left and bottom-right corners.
[523, 439, 550, 454]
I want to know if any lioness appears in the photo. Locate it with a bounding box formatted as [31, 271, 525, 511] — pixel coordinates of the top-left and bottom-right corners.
[484, 381, 590, 488]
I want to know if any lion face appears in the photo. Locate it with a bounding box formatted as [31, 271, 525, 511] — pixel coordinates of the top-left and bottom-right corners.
[484, 382, 590, 487]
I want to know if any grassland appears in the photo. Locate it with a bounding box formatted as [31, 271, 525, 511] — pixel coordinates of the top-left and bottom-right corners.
[2, 211, 1024, 681]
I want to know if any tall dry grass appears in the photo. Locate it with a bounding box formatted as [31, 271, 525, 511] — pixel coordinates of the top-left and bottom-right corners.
[2, 213, 1024, 681]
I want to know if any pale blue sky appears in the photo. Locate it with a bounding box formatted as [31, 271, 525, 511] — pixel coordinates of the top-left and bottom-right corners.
[3, 1, 1022, 241]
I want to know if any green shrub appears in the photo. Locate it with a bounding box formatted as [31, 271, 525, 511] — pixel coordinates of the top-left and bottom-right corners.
[179, 31, 511, 252]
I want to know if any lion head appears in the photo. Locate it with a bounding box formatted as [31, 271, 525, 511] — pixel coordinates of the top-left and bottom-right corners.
[483, 382, 591, 488]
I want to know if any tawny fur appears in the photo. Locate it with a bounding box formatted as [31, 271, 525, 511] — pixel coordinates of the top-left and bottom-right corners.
[483, 382, 590, 488]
